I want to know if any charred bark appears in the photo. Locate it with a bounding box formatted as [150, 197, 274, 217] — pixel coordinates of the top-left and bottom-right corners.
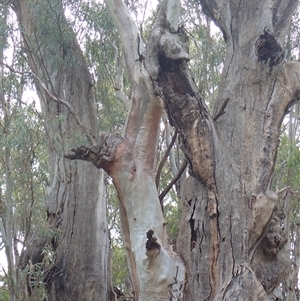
[146, 0, 299, 300]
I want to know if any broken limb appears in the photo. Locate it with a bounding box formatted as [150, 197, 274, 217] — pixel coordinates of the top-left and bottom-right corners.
[65, 132, 124, 170]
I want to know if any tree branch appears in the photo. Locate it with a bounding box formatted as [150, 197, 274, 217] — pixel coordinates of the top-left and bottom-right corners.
[155, 128, 178, 187]
[272, 0, 298, 38]
[277, 61, 300, 110]
[159, 160, 187, 203]
[65, 132, 124, 170]
[157, 0, 181, 32]
[199, 0, 229, 40]
[104, 0, 144, 84]
[105, 0, 165, 170]
[213, 97, 230, 121]
[164, 116, 178, 175]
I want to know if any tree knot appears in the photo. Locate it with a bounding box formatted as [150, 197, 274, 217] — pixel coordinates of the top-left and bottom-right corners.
[159, 29, 189, 62]
[145, 229, 161, 251]
[255, 29, 285, 67]
[261, 209, 287, 257]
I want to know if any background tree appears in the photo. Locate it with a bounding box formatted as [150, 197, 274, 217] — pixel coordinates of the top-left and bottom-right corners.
[8, 0, 111, 300]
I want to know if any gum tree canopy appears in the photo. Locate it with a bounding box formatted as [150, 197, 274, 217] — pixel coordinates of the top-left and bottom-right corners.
[14, 0, 299, 299]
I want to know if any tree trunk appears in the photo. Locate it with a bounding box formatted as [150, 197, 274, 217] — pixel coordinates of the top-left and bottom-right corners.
[284, 105, 298, 301]
[66, 1, 187, 300]
[12, 1, 110, 300]
[169, 0, 299, 299]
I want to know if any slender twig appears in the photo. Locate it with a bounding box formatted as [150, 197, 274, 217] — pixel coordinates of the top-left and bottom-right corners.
[155, 128, 178, 187]
[276, 186, 291, 195]
[3, 63, 95, 144]
[159, 160, 187, 203]
[277, 186, 300, 200]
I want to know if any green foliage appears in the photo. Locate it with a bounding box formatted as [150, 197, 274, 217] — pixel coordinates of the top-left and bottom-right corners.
[1, 9, 49, 297]
[27, 0, 79, 70]
[0, 104, 48, 232]
[61, 0, 128, 132]
[164, 198, 182, 241]
[0, 286, 9, 301]
[273, 126, 300, 222]
[0, 102, 50, 299]
[111, 243, 129, 292]
[107, 179, 130, 291]
[21, 245, 54, 301]
[275, 134, 300, 186]
[181, 0, 225, 109]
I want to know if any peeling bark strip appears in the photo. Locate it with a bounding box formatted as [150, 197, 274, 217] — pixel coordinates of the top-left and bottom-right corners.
[146, 4, 222, 297]
[148, 25, 218, 217]
[67, 114, 186, 301]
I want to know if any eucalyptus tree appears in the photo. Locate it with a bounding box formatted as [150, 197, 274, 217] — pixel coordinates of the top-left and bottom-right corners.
[11, 0, 110, 300]
[272, 105, 300, 300]
[67, 0, 300, 300]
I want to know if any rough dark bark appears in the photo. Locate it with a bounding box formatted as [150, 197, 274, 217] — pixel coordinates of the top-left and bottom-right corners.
[154, 0, 299, 300]
[12, 1, 110, 300]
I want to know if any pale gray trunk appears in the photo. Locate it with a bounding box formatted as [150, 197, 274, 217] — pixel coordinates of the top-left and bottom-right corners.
[13, 1, 110, 300]
[66, 1, 186, 300]
[170, 0, 299, 300]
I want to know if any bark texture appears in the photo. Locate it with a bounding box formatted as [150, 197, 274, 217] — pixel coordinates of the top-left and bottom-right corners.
[13, 1, 110, 300]
[158, 0, 299, 300]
